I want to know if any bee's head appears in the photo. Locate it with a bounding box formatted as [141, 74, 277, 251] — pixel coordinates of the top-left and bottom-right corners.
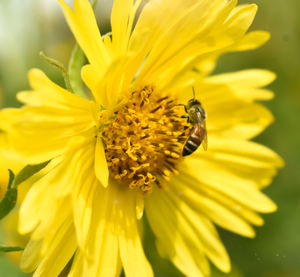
[187, 98, 201, 109]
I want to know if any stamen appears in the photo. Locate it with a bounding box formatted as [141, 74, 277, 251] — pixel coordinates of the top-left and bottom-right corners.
[102, 86, 188, 193]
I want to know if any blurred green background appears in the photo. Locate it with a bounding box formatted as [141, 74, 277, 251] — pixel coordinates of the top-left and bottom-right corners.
[0, 0, 299, 276]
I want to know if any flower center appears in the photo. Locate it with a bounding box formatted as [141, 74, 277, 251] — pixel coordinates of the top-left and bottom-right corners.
[102, 86, 188, 193]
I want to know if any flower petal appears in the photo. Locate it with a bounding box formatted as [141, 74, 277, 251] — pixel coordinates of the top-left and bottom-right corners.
[20, 239, 43, 273]
[29, 218, 77, 277]
[198, 137, 284, 188]
[111, 0, 142, 55]
[71, 183, 121, 277]
[132, 0, 237, 88]
[205, 69, 276, 101]
[184, 155, 278, 214]
[117, 187, 153, 277]
[57, 0, 109, 73]
[146, 189, 219, 276]
[0, 136, 23, 197]
[18, 159, 65, 235]
[187, 70, 277, 139]
[95, 135, 109, 188]
[234, 31, 270, 51]
[71, 181, 151, 277]
[19, 137, 93, 238]
[136, 191, 144, 220]
[170, 173, 258, 237]
[0, 69, 96, 164]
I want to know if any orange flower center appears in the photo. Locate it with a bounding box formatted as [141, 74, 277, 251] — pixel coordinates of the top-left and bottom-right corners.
[102, 86, 188, 193]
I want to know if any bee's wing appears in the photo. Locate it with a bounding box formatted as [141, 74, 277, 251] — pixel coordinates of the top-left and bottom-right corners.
[196, 109, 203, 124]
[201, 121, 208, 151]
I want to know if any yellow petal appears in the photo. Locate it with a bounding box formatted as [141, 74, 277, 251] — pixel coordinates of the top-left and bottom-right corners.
[20, 239, 43, 273]
[71, 146, 98, 252]
[222, 4, 258, 41]
[57, 0, 109, 73]
[136, 191, 144, 220]
[198, 140, 282, 190]
[169, 188, 231, 272]
[0, 136, 23, 197]
[19, 137, 92, 238]
[188, 71, 277, 139]
[184, 156, 278, 214]
[71, 183, 149, 277]
[207, 101, 274, 140]
[95, 135, 109, 188]
[32, 218, 77, 277]
[145, 189, 212, 276]
[81, 64, 99, 96]
[0, 69, 96, 164]
[235, 31, 270, 51]
[74, 184, 121, 277]
[117, 187, 153, 277]
[203, 137, 284, 172]
[111, 0, 142, 55]
[171, 173, 261, 237]
[21, 69, 96, 110]
[205, 69, 276, 101]
[133, 0, 237, 89]
[19, 168, 55, 235]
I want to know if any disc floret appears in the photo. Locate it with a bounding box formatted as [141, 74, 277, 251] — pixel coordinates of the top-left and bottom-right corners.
[102, 87, 188, 192]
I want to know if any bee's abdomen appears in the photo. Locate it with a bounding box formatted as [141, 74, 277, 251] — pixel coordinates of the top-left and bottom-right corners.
[182, 133, 201, 156]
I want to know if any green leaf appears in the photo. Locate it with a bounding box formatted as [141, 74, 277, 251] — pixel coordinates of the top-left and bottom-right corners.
[0, 170, 17, 220]
[13, 160, 50, 188]
[68, 44, 86, 98]
[0, 245, 24, 253]
[0, 161, 50, 220]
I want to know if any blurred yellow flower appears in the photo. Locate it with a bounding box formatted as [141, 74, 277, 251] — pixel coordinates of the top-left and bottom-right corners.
[0, 85, 23, 198]
[0, 0, 283, 276]
[0, 87, 26, 263]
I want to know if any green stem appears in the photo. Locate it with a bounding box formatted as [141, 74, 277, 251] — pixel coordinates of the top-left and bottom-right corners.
[0, 245, 24, 252]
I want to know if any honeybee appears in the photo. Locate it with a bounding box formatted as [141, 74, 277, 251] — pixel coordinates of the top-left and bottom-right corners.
[181, 89, 207, 156]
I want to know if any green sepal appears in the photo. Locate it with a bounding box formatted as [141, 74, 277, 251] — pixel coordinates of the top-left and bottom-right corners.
[40, 52, 73, 93]
[12, 160, 50, 188]
[67, 0, 102, 98]
[0, 245, 24, 252]
[68, 44, 86, 98]
[0, 170, 17, 220]
[91, 0, 98, 9]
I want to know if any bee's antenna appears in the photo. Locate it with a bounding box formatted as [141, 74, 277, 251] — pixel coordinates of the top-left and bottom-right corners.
[192, 87, 196, 99]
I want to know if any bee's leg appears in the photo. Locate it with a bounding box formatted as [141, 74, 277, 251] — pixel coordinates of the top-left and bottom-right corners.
[180, 115, 190, 123]
[174, 115, 189, 122]
[172, 103, 186, 110]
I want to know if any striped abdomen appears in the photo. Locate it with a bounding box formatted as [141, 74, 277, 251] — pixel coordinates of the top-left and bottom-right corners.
[182, 125, 204, 156]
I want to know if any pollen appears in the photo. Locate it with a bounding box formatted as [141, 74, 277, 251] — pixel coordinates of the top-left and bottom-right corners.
[102, 86, 188, 193]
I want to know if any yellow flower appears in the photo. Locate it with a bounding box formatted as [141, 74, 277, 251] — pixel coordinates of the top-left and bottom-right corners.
[0, 86, 23, 198]
[0, 88, 26, 263]
[0, 140, 25, 263]
[0, 0, 283, 276]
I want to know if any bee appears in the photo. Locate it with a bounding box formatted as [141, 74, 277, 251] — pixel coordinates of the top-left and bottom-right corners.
[180, 88, 207, 156]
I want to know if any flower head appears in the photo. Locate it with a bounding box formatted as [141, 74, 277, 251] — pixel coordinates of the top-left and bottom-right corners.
[0, 0, 283, 276]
